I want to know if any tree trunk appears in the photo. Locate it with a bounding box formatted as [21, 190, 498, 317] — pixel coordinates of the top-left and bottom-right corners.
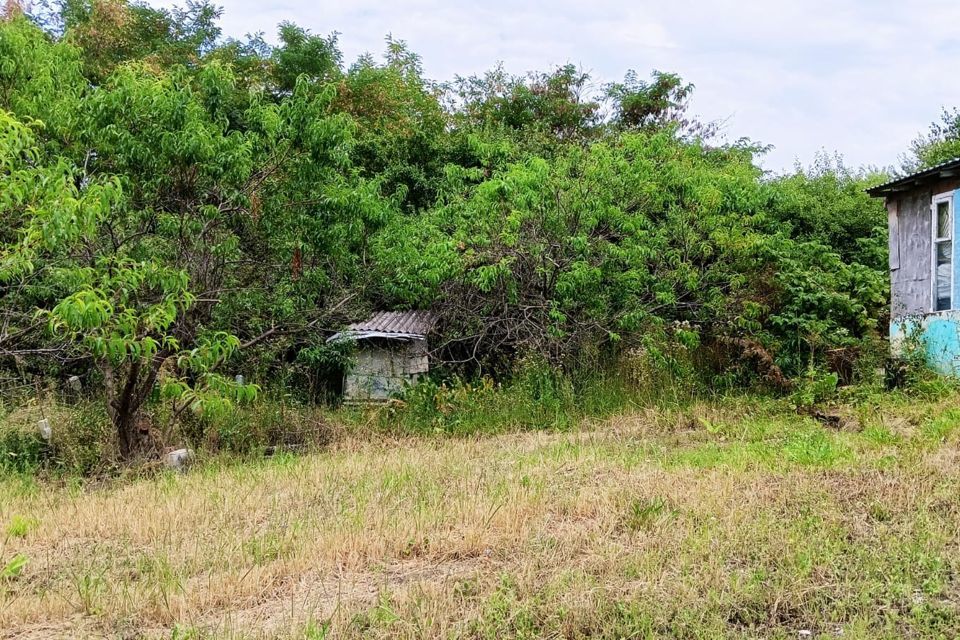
[102, 350, 170, 461]
[115, 407, 150, 460]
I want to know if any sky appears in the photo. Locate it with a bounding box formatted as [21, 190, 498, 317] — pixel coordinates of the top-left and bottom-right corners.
[152, 0, 960, 173]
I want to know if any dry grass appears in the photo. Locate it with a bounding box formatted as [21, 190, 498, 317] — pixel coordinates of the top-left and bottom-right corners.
[1, 395, 959, 639]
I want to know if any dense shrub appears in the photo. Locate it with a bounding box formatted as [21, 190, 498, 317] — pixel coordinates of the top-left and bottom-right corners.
[172, 397, 337, 455]
[0, 2, 921, 470]
[373, 134, 887, 381]
[0, 425, 46, 474]
[0, 400, 114, 476]
[382, 353, 696, 436]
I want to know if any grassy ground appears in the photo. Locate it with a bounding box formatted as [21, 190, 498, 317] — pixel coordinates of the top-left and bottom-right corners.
[1, 390, 959, 639]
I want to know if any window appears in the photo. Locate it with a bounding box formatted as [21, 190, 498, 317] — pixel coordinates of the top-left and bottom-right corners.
[933, 194, 953, 311]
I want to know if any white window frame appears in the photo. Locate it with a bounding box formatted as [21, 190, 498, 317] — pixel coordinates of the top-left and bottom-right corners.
[931, 191, 954, 312]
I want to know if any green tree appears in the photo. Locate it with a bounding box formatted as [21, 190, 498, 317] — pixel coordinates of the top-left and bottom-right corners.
[0, 109, 115, 359]
[372, 132, 886, 380]
[270, 21, 341, 94]
[767, 153, 889, 271]
[604, 70, 707, 137]
[446, 63, 600, 155]
[59, 0, 222, 83]
[904, 107, 960, 172]
[0, 0, 903, 442]
[1, 20, 261, 456]
[0, 12, 87, 149]
[332, 37, 447, 211]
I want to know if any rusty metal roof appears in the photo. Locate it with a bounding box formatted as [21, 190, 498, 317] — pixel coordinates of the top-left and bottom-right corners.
[867, 157, 960, 197]
[327, 311, 437, 342]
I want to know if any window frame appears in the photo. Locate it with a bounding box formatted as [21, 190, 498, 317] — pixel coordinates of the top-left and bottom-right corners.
[931, 191, 954, 312]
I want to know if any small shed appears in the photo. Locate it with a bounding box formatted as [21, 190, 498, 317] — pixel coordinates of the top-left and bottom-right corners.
[327, 311, 437, 401]
[868, 159, 960, 374]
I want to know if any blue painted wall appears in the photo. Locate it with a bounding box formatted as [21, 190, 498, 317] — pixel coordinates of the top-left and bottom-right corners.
[890, 313, 960, 375]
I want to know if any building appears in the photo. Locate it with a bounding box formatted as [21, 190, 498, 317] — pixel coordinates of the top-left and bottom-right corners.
[327, 311, 437, 401]
[868, 158, 960, 374]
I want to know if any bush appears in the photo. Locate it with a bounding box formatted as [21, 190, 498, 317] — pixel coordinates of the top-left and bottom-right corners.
[381, 359, 639, 436]
[53, 402, 117, 475]
[0, 425, 47, 475]
[791, 366, 840, 410]
[0, 400, 115, 476]
[172, 397, 336, 455]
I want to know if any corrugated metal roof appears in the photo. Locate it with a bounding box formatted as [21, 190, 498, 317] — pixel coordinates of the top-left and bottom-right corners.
[867, 157, 960, 197]
[327, 311, 437, 342]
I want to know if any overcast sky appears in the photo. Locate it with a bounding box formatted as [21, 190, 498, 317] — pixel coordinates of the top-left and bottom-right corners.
[153, 0, 960, 173]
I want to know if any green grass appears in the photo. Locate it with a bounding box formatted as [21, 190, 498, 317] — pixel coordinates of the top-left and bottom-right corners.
[1, 382, 959, 638]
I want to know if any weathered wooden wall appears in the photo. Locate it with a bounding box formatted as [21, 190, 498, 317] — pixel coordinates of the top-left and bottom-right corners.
[889, 187, 934, 316]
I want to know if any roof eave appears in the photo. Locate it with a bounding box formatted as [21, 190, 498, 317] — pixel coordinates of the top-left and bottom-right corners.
[326, 330, 428, 344]
[866, 158, 960, 198]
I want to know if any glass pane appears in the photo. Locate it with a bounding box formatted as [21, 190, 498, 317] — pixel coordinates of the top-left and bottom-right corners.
[936, 241, 952, 310]
[937, 240, 952, 265]
[938, 201, 951, 239]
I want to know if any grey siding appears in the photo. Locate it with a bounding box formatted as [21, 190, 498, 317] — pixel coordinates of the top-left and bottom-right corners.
[891, 189, 932, 316]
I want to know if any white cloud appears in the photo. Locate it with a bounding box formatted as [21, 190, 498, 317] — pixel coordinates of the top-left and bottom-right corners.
[152, 0, 960, 172]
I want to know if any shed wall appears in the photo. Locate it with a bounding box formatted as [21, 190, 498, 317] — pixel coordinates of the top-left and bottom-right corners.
[891, 311, 960, 375]
[890, 188, 933, 316]
[343, 339, 429, 401]
[888, 179, 960, 376]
